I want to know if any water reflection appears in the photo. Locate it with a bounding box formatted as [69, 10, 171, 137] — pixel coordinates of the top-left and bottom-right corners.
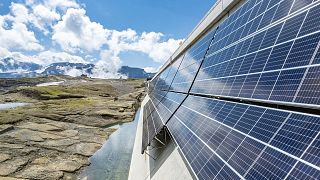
[79, 109, 140, 180]
[0, 103, 29, 110]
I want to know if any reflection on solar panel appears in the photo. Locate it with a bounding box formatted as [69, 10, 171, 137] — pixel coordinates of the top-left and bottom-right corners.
[142, 0, 320, 179]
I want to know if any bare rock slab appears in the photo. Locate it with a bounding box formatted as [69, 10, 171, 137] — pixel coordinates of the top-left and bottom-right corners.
[0, 158, 29, 176]
[67, 143, 102, 157]
[17, 122, 62, 132]
[0, 153, 11, 162]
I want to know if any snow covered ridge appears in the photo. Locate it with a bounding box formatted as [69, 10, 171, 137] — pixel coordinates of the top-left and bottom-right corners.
[0, 57, 155, 79]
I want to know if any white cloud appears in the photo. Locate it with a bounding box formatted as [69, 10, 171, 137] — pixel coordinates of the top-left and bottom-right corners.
[26, 0, 79, 10]
[106, 29, 183, 63]
[2, 50, 86, 66]
[0, 0, 183, 79]
[36, 50, 87, 65]
[31, 4, 61, 34]
[52, 8, 108, 52]
[91, 50, 124, 79]
[56, 66, 86, 77]
[0, 21, 44, 51]
[143, 66, 158, 73]
[44, 0, 80, 10]
[0, 3, 44, 51]
[0, 47, 10, 58]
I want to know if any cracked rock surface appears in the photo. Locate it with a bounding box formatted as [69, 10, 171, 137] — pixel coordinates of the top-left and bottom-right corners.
[0, 76, 145, 179]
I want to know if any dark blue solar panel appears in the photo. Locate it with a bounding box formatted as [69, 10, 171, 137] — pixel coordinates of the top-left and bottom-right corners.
[227, 137, 265, 175]
[158, 55, 184, 91]
[169, 28, 216, 93]
[270, 113, 320, 157]
[302, 134, 320, 166]
[284, 32, 320, 68]
[215, 130, 245, 161]
[295, 66, 320, 105]
[155, 92, 187, 124]
[277, 11, 307, 44]
[190, 1, 320, 107]
[197, 153, 224, 179]
[165, 95, 320, 179]
[249, 109, 289, 143]
[214, 165, 240, 180]
[249, 48, 272, 73]
[258, 3, 278, 29]
[269, 68, 305, 102]
[290, 0, 314, 13]
[245, 147, 297, 179]
[299, 4, 320, 37]
[143, 0, 320, 178]
[252, 71, 280, 99]
[248, 31, 265, 53]
[287, 162, 320, 180]
[234, 106, 265, 133]
[260, 23, 282, 49]
[263, 41, 293, 71]
[273, 0, 294, 22]
[313, 47, 320, 64]
[170, 62, 202, 92]
[257, 0, 270, 16]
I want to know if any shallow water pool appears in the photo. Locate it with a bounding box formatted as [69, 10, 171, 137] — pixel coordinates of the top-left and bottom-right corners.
[79, 109, 140, 180]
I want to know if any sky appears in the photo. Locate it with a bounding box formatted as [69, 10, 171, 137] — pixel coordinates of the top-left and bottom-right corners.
[0, 0, 215, 77]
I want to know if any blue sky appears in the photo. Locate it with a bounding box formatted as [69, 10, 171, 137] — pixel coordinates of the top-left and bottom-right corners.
[0, 0, 215, 76]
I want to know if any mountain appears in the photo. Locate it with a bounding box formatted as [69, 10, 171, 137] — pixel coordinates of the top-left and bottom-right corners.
[0, 57, 41, 73]
[0, 58, 155, 79]
[41, 62, 94, 75]
[119, 66, 154, 79]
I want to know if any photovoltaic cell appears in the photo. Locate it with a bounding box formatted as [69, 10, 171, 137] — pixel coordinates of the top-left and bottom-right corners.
[191, 2, 320, 106]
[286, 162, 320, 180]
[166, 95, 320, 179]
[245, 147, 296, 179]
[270, 113, 320, 157]
[154, 92, 187, 124]
[302, 134, 320, 166]
[294, 66, 320, 105]
[143, 0, 320, 178]
[169, 28, 216, 93]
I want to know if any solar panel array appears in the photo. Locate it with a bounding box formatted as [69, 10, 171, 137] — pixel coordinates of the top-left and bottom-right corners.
[142, 0, 320, 179]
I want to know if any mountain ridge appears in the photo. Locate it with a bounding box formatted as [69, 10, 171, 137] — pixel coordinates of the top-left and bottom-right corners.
[0, 57, 155, 79]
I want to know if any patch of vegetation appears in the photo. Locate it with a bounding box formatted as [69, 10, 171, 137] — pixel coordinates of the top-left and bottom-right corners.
[0, 108, 27, 124]
[18, 86, 86, 100]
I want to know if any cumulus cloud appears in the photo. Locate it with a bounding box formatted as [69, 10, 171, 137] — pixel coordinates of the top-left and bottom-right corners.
[143, 67, 159, 73]
[106, 29, 183, 63]
[31, 4, 61, 34]
[26, 0, 79, 10]
[56, 66, 86, 77]
[2, 50, 86, 66]
[0, 3, 43, 51]
[0, 22, 44, 51]
[91, 50, 124, 79]
[0, 47, 10, 58]
[0, 0, 183, 79]
[90, 29, 182, 77]
[36, 50, 87, 65]
[52, 8, 108, 52]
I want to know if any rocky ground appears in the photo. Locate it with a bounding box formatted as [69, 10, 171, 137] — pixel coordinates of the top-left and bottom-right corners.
[0, 76, 145, 179]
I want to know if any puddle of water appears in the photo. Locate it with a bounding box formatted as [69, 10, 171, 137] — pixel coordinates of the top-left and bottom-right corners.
[79, 109, 140, 180]
[36, 81, 64, 87]
[0, 103, 29, 110]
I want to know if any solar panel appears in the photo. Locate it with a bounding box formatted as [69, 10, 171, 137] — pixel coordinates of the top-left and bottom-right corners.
[142, 0, 320, 178]
[167, 95, 320, 179]
[141, 99, 164, 153]
[169, 28, 217, 93]
[191, 1, 320, 107]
